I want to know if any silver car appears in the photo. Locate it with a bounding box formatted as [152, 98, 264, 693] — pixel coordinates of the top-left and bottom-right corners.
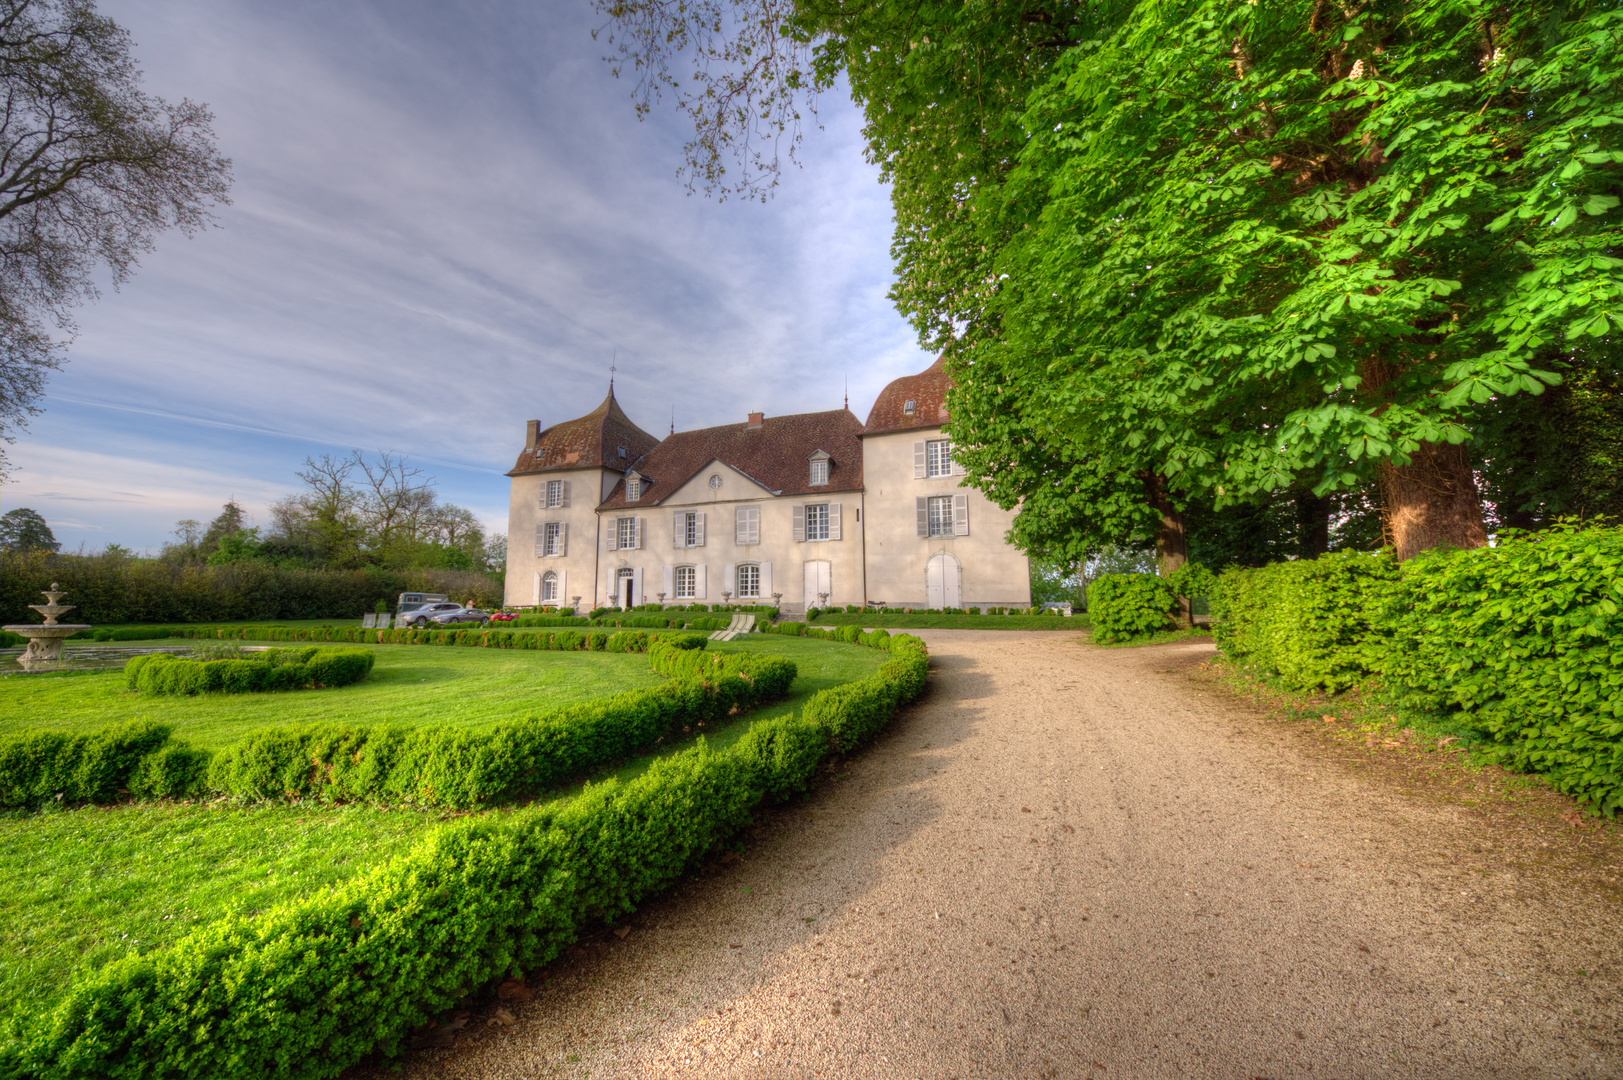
[403, 602, 487, 627]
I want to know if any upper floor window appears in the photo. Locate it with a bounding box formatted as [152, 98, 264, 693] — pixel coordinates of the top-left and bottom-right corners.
[544, 479, 566, 508]
[926, 495, 953, 537]
[616, 516, 639, 549]
[735, 505, 760, 545]
[804, 503, 830, 542]
[618, 446, 627, 460]
[543, 521, 564, 556]
[674, 510, 705, 548]
[903, 399, 916, 415]
[809, 457, 829, 486]
[626, 475, 642, 501]
[926, 439, 953, 477]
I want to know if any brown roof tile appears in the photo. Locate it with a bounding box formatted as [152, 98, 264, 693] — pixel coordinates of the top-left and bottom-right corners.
[862, 355, 951, 436]
[598, 408, 864, 509]
[506, 388, 661, 476]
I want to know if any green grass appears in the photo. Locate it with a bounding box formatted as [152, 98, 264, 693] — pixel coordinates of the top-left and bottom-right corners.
[808, 612, 1090, 630]
[0, 644, 665, 750]
[0, 802, 439, 1023]
[0, 636, 892, 1025]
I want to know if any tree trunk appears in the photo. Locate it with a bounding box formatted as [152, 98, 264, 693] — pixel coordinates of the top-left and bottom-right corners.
[1295, 491, 1331, 559]
[1378, 441, 1489, 561]
[1145, 473, 1190, 625]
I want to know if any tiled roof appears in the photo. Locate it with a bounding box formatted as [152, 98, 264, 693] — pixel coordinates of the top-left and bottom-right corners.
[598, 408, 864, 509]
[862, 354, 951, 435]
[506, 388, 661, 476]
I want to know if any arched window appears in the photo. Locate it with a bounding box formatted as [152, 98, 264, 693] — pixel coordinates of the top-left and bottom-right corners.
[541, 571, 558, 603]
[736, 563, 760, 599]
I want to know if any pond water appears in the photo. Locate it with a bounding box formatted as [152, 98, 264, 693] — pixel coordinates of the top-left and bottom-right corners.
[0, 645, 198, 676]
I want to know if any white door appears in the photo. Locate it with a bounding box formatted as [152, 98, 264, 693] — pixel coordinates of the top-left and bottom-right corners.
[803, 560, 831, 606]
[927, 553, 961, 609]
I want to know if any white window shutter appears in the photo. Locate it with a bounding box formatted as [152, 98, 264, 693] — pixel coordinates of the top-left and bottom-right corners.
[559, 569, 568, 605]
[750, 507, 761, 544]
[949, 442, 967, 477]
[561, 480, 571, 507]
[632, 567, 644, 604]
[735, 508, 747, 545]
[694, 512, 705, 547]
[534, 523, 546, 556]
[662, 565, 675, 598]
[635, 518, 645, 549]
[673, 511, 684, 548]
[759, 561, 773, 599]
[538, 483, 547, 509]
[916, 497, 928, 538]
[533, 570, 541, 604]
[828, 502, 842, 541]
[695, 563, 707, 599]
[914, 441, 927, 478]
[723, 563, 734, 594]
[792, 504, 805, 542]
[606, 519, 618, 551]
[560, 522, 568, 556]
[953, 493, 970, 536]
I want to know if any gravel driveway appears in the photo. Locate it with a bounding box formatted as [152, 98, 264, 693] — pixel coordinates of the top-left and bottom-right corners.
[361, 630, 1623, 1079]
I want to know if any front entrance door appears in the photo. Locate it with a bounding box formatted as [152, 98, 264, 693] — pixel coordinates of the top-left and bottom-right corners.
[618, 569, 634, 610]
[803, 560, 831, 608]
[926, 553, 961, 609]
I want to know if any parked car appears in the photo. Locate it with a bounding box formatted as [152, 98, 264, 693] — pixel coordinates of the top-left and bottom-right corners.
[401, 602, 486, 627]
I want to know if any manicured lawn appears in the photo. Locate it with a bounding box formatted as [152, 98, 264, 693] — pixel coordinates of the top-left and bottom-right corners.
[809, 612, 1090, 630]
[0, 635, 894, 1025]
[0, 802, 439, 1023]
[0, 644, 666, 750]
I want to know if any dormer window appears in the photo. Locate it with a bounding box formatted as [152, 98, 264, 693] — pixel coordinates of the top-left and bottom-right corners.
[618, 446, 627, 460]
[808, 450, 831, 486]
[626, 472, 643, 501]
[903, 399, 916, 415]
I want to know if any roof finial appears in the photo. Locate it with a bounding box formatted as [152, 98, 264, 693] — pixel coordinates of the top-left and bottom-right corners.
[610, 348, 617, 393]
[670, 404, 675, 436]
[844, 373, 849, 411]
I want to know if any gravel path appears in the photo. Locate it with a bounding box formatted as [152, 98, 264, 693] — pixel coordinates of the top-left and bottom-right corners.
[363, 631, 1623, 1079]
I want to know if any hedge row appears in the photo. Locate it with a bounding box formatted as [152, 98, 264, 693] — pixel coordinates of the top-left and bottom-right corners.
[124, 648, 376, 696]
[7, 633, 930, 1080]
[1212, 524, 1623, 815]
[163, 623, 706, 655]
[0, 721, 210, 810]
[205, 652, 797, 809]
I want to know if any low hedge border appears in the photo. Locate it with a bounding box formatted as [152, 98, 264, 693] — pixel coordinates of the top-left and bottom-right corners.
[6, 633, 929, 1080]
[801, 613, 1086, 631]
[124, 647, 376, 696]
[160, 624, 707, 654]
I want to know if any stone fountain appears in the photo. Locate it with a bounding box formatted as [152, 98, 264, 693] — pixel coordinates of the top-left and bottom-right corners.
[4, 584, 92, 663]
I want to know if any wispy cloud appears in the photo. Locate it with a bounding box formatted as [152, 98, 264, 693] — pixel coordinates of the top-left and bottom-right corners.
[2, 0, 929, 552]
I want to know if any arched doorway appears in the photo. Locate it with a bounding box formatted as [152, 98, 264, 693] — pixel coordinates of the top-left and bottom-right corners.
[926, 552, 961, 609]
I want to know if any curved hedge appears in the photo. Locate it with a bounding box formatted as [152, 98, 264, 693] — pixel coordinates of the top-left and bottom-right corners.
[4, 634, 930, 1080]
[124, 648, 376, 696]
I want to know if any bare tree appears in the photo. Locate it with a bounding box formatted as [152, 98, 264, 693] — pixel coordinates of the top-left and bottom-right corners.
[353, 450, 433, 551]
[0, 0, 231, 472]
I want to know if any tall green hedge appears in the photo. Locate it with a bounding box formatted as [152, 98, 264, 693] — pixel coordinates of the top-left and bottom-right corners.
[1087, 573, 1178, 643]
[1212, 524, 1623, 815]
[4, 634, 930, 1080]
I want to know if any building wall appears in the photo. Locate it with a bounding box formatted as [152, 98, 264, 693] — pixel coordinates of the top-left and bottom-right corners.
[596, 459, 866, 611]
[503, 468, 613, 609]
[861, 428, 1031, 608]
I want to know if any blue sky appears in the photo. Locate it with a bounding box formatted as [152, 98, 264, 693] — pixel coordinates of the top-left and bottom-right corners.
[1, 0, 930, 554]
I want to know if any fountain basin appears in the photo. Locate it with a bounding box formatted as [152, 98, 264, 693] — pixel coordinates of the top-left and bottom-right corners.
[2, 624, 92, 663]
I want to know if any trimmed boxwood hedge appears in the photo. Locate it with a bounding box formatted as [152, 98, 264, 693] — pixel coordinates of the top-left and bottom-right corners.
[3, 633, 929, 1080]
[124, 647, 376, 696]
[1212, 523, 1623, 816]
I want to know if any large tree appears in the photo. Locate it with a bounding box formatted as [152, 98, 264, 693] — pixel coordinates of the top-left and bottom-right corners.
[599, 0, 1622, 563]
[0, 0, 231, 472]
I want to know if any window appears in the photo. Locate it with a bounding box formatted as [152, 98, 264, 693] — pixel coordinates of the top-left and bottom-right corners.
[804, 503, 830, 542]
[674, 565, 697, 599]
[544, 479, 564, 507]
[685, 513, 699, 547]
[926, 439, 953, 477]
[626, 475, 642, 501]
[737, 563, 760, 598]
[809, 457, 829, 485]
[541, 571, 558, 603]
[618, 446, 627, 460]
[903, 399, 916, 415]
[616, 517, 638, 549]
[673, 510, 705, 548]
[917, 493, 969, 537]
[927, 495, 953, 537]
[543, 521, 564, 556]
[708, 474, 722, 489]
[735, 505, 759, 545]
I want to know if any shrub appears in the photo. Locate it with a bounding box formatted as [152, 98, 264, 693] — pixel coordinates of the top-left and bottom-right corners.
[129, 647, 374, 695]
[0, 720, 182, 809]
[837, 624, 862, 644]
[1088, 574, 1178, 643]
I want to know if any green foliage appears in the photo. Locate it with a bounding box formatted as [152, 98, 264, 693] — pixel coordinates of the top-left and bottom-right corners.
[125, 647, 375, 696]
[6, 635, 930, 1080]
[1166, 563, 1217, 602]
[510, 614, 592, 628]
[0, 721, 194, 809]
[0, 510, 59, 554]
[1086, 574, 1177, 644]
[1211, 552, 1400, 693]
[808, 611, 1086, 630]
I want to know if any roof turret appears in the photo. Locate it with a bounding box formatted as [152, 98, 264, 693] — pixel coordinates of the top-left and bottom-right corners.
[506, 387, 661, 476]
[862, 355, 951, 436]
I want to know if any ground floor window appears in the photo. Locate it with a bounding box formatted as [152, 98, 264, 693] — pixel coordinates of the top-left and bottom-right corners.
[675, 565, 697, 599]
[737, 563, 760, 598]
[541, 571, 558, 603]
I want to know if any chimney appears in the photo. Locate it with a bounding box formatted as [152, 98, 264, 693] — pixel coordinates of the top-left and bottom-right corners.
[525, 419, 540, 449]
[747, 411, 764, 429]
